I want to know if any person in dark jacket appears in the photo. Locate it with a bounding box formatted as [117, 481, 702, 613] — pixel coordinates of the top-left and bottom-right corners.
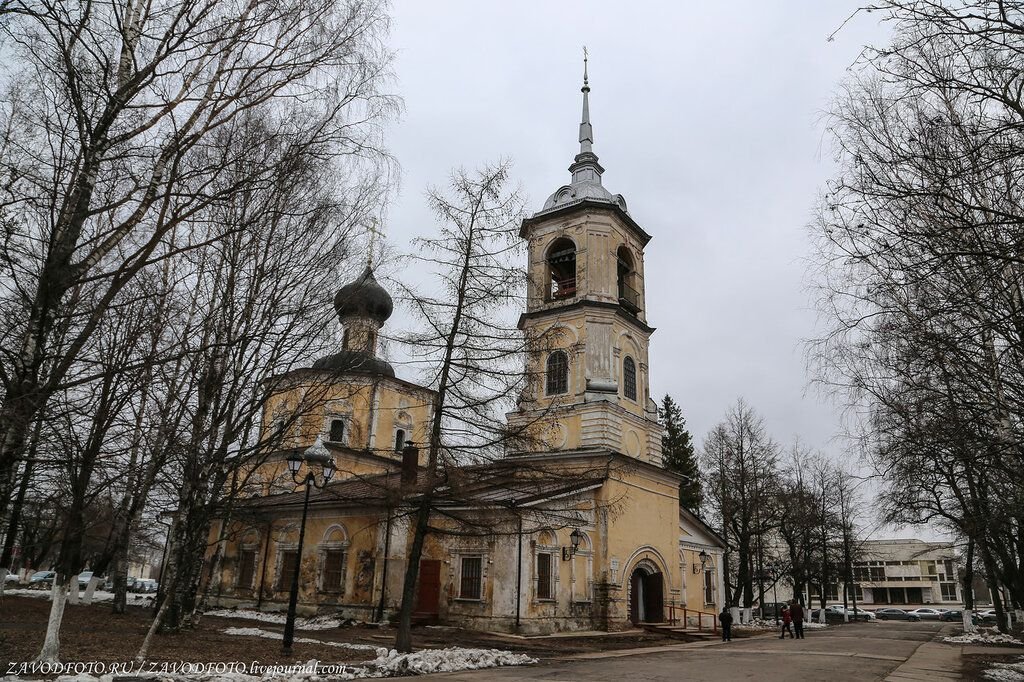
[719, 608, 733, 641]
[780, 605, 793, 639]
[790, 599, 805, 639]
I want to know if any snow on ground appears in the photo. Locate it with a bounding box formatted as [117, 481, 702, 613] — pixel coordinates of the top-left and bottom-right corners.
[206, 608, 344, 631]
[984, 656, 1024, 681]
[2, 588, 154, 605]
[39, 647, 536, 681]
[944, 628, 1024, 645]
[734, 618, 828, 631]
[222, 627, 384, 652]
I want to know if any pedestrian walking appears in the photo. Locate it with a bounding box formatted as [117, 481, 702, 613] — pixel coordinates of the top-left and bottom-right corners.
[719, 608, 733, 642]
[779, 605, 793, 639]
[790, 599, 805, 639]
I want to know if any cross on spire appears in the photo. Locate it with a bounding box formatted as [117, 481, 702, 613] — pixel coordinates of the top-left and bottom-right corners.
[366, 218, 382, 269]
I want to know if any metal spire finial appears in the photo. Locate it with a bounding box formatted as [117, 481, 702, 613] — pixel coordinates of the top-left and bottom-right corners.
[579, 46, 593, 155]
[366, 219, 380, 269]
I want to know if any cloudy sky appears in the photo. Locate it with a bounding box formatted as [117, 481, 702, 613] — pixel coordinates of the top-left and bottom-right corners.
[380, 2, 889, 464]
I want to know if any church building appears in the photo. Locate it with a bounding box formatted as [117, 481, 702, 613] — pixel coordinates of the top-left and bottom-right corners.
[205, 64, 726, 634]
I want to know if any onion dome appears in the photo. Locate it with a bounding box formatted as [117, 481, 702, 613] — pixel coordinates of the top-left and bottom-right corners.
[311, 349, 395, 378]
[334, 266, 393, 324]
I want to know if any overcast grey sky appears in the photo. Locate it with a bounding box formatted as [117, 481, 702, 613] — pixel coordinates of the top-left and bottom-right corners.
[381, 2, 888, 462]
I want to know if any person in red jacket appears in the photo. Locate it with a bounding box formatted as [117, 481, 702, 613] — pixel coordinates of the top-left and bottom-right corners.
[790, 599, 806, 639]
[780, 605, 793, 638]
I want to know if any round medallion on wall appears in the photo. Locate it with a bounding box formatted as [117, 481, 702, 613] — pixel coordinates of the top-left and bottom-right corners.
[549, 422, 568, 450]
[624, 430, 641, 457]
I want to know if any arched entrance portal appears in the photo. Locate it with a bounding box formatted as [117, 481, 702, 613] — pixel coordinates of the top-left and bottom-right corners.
[628, 565, 664, 624]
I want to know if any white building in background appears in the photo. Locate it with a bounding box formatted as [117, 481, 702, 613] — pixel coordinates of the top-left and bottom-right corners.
[850, 539, 961, 606]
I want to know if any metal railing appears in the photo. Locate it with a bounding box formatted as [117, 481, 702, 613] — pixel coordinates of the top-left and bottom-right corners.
[618, 281, 640, 311]
[666, 602, 718, 632]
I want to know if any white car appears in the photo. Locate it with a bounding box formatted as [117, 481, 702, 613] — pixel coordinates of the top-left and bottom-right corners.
[905, 607, 943, 621]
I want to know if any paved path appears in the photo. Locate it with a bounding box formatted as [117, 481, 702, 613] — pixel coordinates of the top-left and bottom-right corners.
[429, 621, 949, 681]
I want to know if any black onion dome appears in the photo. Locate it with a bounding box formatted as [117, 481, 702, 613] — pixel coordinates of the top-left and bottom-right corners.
[334, 266, 393, 323]
[312, 349, 396, 378]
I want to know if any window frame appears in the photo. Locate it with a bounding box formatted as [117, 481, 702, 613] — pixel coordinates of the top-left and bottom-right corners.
[546, 351, 569, 396]
[327, 418, 346, 444]
[536, 551, 554, 601]
[321, 548, 347, 594]
[394, 428, 406, 452]
[623, 356, 637, 401]
[277, 547, 299, 592]
[458, 555, 484, 601]
[236, 548, 257, 590]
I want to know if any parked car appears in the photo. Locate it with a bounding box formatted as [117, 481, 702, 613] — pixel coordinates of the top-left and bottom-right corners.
[875, 608, 913, 620]
[77, 571, 95, 587]
[905, 608, 943, 621]
[939, 610, 980, 624]
[136, 579, 158, 593]
[3, 569, 20, 584]
[754, 602, 788, 620]
[28, 570, 55, 589]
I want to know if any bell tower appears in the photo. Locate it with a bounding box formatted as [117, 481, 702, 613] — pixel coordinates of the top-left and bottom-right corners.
[509, 55, 663, 465]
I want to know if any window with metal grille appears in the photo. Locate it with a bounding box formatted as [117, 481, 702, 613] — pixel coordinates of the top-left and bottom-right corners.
[623, 357, 637, 400]
[537, 552, 553, 600]
[237, 549, 256, 588]
[277, 550, 298, 591]
[460, 556, 482, 600]
[329, 419, 345, 443]
[322, 549, 346, 592]
[546, 351, 568, 395]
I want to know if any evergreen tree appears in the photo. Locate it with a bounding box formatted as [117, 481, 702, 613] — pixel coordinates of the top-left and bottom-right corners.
[661, 394, 701, 510]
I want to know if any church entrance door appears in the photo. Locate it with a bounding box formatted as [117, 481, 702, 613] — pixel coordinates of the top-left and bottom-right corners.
[413, 559, 441, 621]
[628, 566, 664, 624]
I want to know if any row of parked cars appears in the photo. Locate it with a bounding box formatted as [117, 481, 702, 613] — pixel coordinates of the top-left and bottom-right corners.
[872, 606, 1001, 624]
[5, 570, 158, 593]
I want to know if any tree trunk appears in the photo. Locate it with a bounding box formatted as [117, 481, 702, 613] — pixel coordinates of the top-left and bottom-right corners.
[394, 500, 431, 653]
[35, 577, 69, 663]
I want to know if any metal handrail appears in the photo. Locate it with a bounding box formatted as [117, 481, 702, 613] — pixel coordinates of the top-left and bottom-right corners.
[666, 601, 719, 632]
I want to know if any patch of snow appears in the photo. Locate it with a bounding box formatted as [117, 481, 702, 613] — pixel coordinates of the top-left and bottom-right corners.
[222, 627, 383, 653]
[985, 657, 1024, 681]
[4, 588, 152, 605]
[45, 647, 534, 681]
[206, 608, 344, 631]
[944, 628, 1024, 645]
[734, 618, 827, 631]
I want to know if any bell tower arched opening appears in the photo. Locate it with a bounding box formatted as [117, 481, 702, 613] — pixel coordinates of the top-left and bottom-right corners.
[616, 245, 640, 314]
[546, 238, 577, 301]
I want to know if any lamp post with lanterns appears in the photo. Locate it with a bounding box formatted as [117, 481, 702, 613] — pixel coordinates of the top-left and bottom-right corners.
[281, 436, 336, 657]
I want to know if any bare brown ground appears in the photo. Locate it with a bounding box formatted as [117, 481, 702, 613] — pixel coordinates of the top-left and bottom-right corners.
[1, 594, 695, 672]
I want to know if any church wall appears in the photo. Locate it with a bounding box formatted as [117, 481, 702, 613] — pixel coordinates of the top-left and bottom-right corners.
[209, 509, 389, 620]
[595, 470, 681, 628]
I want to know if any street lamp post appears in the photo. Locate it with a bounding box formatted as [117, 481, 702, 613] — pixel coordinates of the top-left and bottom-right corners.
[281, 436, 336, 657]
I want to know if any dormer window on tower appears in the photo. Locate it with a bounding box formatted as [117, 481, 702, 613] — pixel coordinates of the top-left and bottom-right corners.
[547, 238, 577, 301]
[617, 246, 640, 314]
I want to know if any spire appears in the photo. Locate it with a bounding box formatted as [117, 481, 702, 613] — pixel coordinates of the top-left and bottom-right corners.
[569, 46, 604, 186]
[579, 46, 593, 155]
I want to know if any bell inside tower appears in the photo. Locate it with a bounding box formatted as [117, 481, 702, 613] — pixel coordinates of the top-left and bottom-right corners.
[546, 237, 577, 301]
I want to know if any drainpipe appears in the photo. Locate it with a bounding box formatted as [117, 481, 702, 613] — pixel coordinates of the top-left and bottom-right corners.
[515, 504, 522, 631]
[376, 508, 393, 622]
[256, 520, 272, 609]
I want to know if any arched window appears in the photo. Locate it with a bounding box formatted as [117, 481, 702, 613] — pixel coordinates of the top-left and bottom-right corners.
[617, 246, 640, 313]
[546, 351, 569, 396]
[328, 419, 345, 443]
[394, 429, 406, 452]
[623, 357, 637, 401]
[546, 238, 576, 300]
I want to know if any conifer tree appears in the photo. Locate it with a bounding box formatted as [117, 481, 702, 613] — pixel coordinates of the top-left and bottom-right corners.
[660, 394, 701, 510]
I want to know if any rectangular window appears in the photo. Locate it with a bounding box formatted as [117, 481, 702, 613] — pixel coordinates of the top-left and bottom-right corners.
[704, 569, 714, 605]
[277, 550, 298, 591]
[237, 549, 256, 588]
[322, 549, 346, 592]
[870, 567, 885, 582]
[460, 557, 482, 600]
[537, 553, 553, 600]
[941, 582, 957, 600]
[329, 419, 345, 443]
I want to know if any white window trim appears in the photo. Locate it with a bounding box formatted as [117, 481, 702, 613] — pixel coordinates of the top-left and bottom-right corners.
[235, 543, 259, 590]
[324, 415, 350, 446]
[318, 543, 349, 594]
[454, 553, 487, 602]
[275, 543, 299, 592]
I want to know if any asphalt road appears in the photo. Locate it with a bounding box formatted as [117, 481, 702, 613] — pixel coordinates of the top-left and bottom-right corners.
[429, 620, 947, 681]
